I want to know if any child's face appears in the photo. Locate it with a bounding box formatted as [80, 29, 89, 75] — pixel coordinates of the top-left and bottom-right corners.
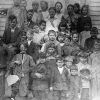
[65, 61, 73, 68]
[33, 26, 39, 33]
[55, 3, 62, 12]
[10, 19, 17, 28]
[40, 22, 46, 31]
[74, 5, 78, 13]
[58, 36, 64, 43]
[82, 7, 88, 16]
[27, 31, 33, 40]
[56, 60, 64, 68]
[49, 9, 56, 18]
[40, 1, 47, 11]
[79, 57, 87, 63]
[32, 3, 39, 11]
[20, 44, 26, 52]
[72, 34, 78, 42]
[71, 69, 78, 75]
[64, 37, 70, 44]
[14, 0, 20, 6]
[84, 24, 91, 31]
[49, 33, 56, 41]
[47, 47, 55, 54]
[67, 6, 73, 14]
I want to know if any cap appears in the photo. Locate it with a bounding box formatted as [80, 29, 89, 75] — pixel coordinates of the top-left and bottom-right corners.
[80, 68, 90, 75]
[65, 56, 74, 62]
[70, 65, 78, 70]
[78, 51, 88, 58]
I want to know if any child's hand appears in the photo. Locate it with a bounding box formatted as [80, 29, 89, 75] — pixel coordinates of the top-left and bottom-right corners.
[50, 87, 53, 91]
[14, 61, 21, 65]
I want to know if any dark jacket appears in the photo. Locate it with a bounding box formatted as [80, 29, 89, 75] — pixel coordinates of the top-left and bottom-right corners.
[25, 41, 39, 63]
[50, 66, 70, 90]
[2, 27, 21, 46]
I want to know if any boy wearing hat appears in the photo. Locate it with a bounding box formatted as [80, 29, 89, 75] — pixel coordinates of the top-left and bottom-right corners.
[50, 57, 70, 100]
[9, 43, 35, 100]
[31, 52, 51, 100]
[80, 68, 92, 100]
[41, 30, 61, 56]
[76, 51, 91, 72]
[64, 56, 74, 73]
[69, 65, 81, 100]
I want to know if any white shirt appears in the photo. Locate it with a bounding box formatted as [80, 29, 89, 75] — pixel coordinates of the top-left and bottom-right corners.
[45, 18, 60, 34]
[81, 77, 90, 88]
[27, 40, 32, 46]
[58, 67, 64, 74]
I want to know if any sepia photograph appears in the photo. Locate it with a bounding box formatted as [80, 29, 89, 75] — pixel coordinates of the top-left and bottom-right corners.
[0, 0, 100, 100]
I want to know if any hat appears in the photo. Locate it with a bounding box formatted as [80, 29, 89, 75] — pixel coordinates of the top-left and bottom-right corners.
[70, 65, 78, 70]
[78, 51, 89, 58]
[65, 56, 74, 62]
[80, 68, 90, 75]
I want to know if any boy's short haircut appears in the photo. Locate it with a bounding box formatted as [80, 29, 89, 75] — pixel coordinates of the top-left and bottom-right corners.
[65, 56, 74, 62]
[90, 27, 98, 35]
[70, 65, 78, 71]
[39, 20, 46, 25]
[55, 1, 63, 9]
[81, 5, 89, 14]
[32, 1, 39, 6]
[48, 30, 56, 36]
[56, 33, 65, 41]
[49, 7, 56, 12]
[8, 15, 17, 22]
[40, 1, 48, 9]
[58, 22, 68, 31]
[56, 56, 64, 62]
[67, 4, 74, 10]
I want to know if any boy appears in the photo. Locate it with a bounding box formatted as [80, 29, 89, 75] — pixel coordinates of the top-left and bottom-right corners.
[25, 9, 34, 30]
[76, 51, 91, 73]
[84, 27, 98, 52]
[25, 29, 39, 63]
[69, 65, 81, 100]
[45, 7, 60, 34]
[31, 53, 50, 100]
[80, 23, 91, 48]
[3, 15, 21, 62]
[50, 57, 70, 100]
[9, 43, 35, 100]
[40, 1, 49, 21]
[41, 30, 61, 56]
[64, 56, 74, 73]
[80, 68, 92, 100]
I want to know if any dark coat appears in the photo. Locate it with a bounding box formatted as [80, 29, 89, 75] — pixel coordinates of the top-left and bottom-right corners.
[31, 62, 51, 90]
[2, 27, 21, 46]
[50, 66, 70, 90]
[25, 41, 39, 63]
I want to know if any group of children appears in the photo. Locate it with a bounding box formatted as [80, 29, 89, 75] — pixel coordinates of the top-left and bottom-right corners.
[0, 0, 100, 100]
